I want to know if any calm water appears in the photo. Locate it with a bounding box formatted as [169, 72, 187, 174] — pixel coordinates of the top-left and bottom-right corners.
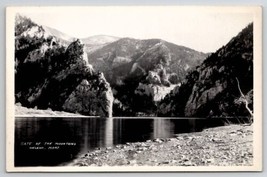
[15, 117, 238, 166]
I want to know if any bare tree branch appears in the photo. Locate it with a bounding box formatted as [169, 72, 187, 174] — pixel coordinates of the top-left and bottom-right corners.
[235, 77, 245, 98]
[235, 77, 253, 124]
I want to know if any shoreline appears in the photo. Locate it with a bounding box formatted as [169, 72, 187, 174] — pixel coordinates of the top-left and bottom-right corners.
[15, 105, 88, 117]
[14, 105, 253, 167]
[15, 105, 250, 119]
[69, 124, 253, 166]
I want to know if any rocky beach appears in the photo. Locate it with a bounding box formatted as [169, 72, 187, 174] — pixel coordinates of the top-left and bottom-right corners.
[70, 124, 253, 166]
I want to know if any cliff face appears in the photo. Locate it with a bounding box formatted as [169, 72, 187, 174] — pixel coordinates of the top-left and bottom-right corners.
[15, 15, 113, 117]
[159, 23, 253, 117]
[63, 74, 114, 117]
[92, 39, 207, 116]
[87, 38, 207, 86]
[135, 83, 178, 102]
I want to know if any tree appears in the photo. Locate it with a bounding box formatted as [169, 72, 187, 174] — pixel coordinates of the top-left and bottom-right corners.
[65, 39, 84, 65]
[235, 77, 253, 124]
[15, 14, 37, 36]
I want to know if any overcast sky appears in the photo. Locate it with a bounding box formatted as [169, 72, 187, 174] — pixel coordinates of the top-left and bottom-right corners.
[18, 6, 253, 53]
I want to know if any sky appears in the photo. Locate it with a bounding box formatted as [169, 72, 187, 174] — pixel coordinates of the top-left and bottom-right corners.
[18, 6, 254, 53]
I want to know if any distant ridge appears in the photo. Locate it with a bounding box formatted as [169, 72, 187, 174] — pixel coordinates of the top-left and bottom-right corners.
[81, 35, 120, 45]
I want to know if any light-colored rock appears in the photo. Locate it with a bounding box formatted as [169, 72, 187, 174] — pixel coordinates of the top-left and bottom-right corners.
[184, 82, 224, 116]
[135, 83, 177, 102]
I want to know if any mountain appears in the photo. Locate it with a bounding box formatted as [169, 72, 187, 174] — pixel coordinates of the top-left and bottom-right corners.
[14, 14, 210, 117]
[81, 35, 120, 46]
[158, 23, 253, 118]
[87, 38, 207, 85]
[14, 14, 113, 117]
[85, 37, 208, 116]
[81, 35, 120, 53]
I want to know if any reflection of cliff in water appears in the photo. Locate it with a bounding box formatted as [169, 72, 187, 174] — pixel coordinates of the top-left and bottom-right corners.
[80, 118, 106, 154]
[151, 119, 174, 139]
[105, 118, 114, 147]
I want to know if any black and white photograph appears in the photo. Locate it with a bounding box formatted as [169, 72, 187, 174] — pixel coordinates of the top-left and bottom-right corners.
[6, 6, 262, 171]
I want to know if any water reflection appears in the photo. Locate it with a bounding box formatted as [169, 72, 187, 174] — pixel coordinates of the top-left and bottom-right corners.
[152, 119, 174, 139]
[104, 118, 113, 147]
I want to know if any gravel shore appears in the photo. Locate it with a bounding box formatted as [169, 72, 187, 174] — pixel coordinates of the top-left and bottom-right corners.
[70, 124, 253, 167]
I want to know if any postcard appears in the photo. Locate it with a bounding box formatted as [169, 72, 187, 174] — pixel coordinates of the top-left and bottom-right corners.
[6, 6, 262, 172]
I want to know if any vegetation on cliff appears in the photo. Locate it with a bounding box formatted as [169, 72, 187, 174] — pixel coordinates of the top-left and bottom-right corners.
[88, 38, 207, 116]
[159, 23, 253, 118]
[15, 14, 113, 117]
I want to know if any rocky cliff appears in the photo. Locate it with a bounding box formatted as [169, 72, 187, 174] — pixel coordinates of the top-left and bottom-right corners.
[87, 38, 207, 86]
[159, 23, 253, 118]
[15, 14, 113, 117]
[135, 83, 178, 102]
[63, 74, 114, 117]
[86, 38, 207, 116]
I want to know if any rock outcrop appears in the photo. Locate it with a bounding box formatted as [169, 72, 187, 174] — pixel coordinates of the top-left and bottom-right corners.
[135, 83, 178, 102]
[159, 23, 253, 117]
[15, 14, 113, 117]
[63, 74, 114, 117]
[107, 40, 207, 116]
[85, 36, 207, 116]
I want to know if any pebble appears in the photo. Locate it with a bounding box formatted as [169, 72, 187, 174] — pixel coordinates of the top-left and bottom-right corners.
[140, 142, 147, 147]
[176, 145, 182, 149]
[153, 138, 163, 143]
[176, 136, 183, 140]
[170, 160, 177, 163]
[182, 161, 193, 166]
[206, 159, 215, 163]
[237, 132, 243, 135]
[78, 162, 87, 166]
[150, 146, 157, 151]
[116, 145, 122, 148]
[162, 161, 169, 164]
[183, 135, 190, 140]
[221, 156, 227, 159]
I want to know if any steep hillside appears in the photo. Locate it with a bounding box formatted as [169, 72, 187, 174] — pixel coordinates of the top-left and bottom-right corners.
[86, 37, 207, 116]
[158, 23, 253, 118]
[15, 14, 113, 117]
[87, 38, 207, 85]
[42, 26, 75, 46]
